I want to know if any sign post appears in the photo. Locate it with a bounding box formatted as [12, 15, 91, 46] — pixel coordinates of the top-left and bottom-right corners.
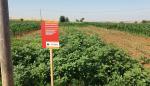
[41, 21, 59, 86]
[50, 49, 53, 86]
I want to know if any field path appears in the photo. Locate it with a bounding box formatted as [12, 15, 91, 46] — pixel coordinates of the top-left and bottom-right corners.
[80, 26, 150, 59]
[15, 30, 41, 39]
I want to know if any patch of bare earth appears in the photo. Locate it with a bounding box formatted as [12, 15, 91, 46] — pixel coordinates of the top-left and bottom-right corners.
[15, 30, 40, 39]
[80, 26, 150, 68]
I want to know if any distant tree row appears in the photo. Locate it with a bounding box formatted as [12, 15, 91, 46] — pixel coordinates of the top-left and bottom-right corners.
[141, 20, 150, 23]
[59, 16, 85, 23]
[19, 16, 86, 23]
[76, 18, 85, 22]
[134, 20, 150, 24]
[59, 16, 69, 22]
[119, 20, 150, 24]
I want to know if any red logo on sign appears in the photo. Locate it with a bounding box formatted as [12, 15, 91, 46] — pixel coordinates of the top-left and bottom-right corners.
[41, 21, 59, 48]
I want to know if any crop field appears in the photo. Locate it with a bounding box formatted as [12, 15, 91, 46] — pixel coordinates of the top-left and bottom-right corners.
[63, 22, 150, 37]
[62, 23, 150, 59]
[10, 20, 40, 35]
[0, 21, 150, 86]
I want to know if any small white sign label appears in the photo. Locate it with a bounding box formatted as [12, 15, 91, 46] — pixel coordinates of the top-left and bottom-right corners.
[46, 42, 59, 48]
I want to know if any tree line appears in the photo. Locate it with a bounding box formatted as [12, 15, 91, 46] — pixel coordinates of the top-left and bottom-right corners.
[59, 16, 85, 22]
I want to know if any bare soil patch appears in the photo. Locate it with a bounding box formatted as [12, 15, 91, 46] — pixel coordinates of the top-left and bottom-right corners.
[14, 30, 40, 39]
[80, 26, 150, 59]
[80, 26, 150, 68]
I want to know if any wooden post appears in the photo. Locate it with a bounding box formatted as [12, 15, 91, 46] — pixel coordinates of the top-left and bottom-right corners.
[50, 49, 54, 86]
[0, 0, 14, 86]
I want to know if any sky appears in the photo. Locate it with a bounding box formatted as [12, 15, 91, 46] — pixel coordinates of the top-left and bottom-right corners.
[8, 0, 150, 22]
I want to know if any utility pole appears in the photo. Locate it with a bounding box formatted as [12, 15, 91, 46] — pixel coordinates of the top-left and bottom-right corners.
[40, 9, 42, 21]
[0, 0, 14, 86]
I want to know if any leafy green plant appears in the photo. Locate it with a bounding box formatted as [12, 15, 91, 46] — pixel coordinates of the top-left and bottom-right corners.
[140, 57, 150, 64]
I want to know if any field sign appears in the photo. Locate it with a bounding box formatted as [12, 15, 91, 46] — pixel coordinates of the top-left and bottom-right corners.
[41, 21, 59, 49]
[41, 20, 60, 86]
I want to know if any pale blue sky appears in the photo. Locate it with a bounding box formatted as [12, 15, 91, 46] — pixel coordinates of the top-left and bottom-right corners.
[8, 0, 150, 21]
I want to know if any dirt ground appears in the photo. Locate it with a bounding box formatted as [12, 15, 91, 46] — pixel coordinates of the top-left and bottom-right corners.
[14, 30, 40, 39]
[80, 26, 150, 68]
[80, 26, 150, 59]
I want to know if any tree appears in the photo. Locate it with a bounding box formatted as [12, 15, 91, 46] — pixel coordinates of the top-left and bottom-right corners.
[142, 20, 147, 23]
[141, 20, 150, 23]
[59, 16, 70, 22]
[76, 19, 79, 22]
[20, 18, 24, 22]
[65, 17, 69, 22]
[59, 16, 66, 22]
[134, 21, 138, 24]
[80, 18, 85, 22]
